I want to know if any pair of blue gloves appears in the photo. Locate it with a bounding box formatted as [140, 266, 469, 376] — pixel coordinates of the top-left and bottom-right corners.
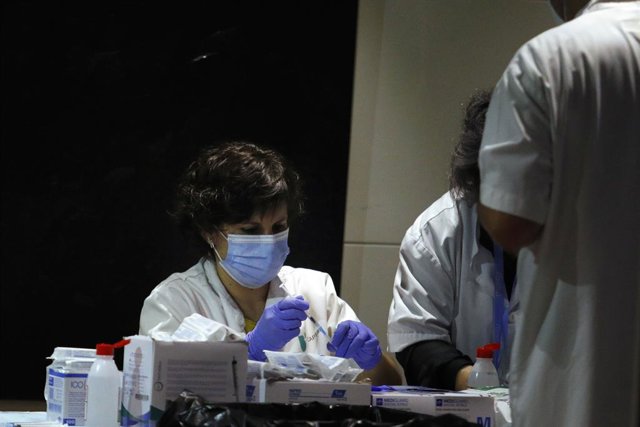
[246, 296, 382, 370]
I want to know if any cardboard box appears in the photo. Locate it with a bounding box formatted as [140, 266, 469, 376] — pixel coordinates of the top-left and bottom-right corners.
[461, 387, 511, 427]
[46, 365, 93, 425]
[246, 378, 371, 406]
[121, 335, 248, 426]
[371, 386, 495, 426]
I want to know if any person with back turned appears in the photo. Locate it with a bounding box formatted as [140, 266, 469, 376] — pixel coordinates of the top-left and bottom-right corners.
[478, 1, 640, 425]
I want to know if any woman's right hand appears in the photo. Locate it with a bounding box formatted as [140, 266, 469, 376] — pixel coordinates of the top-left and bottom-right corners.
[246, 296, 309, 361]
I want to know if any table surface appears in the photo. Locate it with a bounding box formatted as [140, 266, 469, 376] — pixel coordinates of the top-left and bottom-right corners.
[0, 406, 48, 425]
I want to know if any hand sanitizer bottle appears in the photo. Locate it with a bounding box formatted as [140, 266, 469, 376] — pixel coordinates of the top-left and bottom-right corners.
[86, 339, 130, 427]
[467, 343, 500, 389]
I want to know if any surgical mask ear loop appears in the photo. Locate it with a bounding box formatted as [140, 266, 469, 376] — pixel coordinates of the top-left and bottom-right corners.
[216, 228, 229, 242]
[206, 235, 240, 287]
[206, 228, 228, 261]
[209, 241, 224, 262]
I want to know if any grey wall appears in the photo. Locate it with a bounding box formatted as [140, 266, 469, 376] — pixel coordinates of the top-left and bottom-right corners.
[340, 0, 556, 370]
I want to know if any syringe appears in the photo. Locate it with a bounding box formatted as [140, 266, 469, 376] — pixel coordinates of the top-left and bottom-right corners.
[279, 283, 329, 338]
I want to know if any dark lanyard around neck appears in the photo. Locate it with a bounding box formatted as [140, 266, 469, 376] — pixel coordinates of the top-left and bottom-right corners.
[493, 244, 516, 369]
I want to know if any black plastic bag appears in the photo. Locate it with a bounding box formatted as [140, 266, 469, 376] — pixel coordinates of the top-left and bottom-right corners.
[158, 390, 476, 427]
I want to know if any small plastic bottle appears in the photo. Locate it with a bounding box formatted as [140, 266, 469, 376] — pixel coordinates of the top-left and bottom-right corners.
[86, 339, 129, 427]
[467, 343, 500, 389]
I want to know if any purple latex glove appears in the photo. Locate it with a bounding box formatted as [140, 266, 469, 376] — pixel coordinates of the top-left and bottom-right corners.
[327, 320, 382, 370]
[246, 295, 309, 361]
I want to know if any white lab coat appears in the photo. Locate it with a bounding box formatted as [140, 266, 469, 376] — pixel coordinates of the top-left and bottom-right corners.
[387, 192, 519, 380]
[479, 2, 640, 426]
[139, 257, 359, 354]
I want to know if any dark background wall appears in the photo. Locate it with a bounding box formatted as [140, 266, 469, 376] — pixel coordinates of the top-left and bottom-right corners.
[1, 1, 358, 400]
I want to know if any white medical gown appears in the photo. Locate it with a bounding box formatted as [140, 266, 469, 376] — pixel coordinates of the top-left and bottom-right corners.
[479, 2, 640, 426]
[139, 258, 359, 355]
[387, 191, 519, 380]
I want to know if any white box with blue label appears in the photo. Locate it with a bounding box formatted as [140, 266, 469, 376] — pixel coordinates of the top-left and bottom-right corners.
[371, 386, 495, 426]
[120, 335, 248, 426]
[246, 378, 371, 405]
[44, 347, 97, 426]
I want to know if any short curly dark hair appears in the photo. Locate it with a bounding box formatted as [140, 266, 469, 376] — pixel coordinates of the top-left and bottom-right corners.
[448, 89, 492, 203]
[171, 141, 304, 245]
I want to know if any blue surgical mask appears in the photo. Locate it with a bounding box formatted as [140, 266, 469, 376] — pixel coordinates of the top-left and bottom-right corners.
[210, 229, 290, 289]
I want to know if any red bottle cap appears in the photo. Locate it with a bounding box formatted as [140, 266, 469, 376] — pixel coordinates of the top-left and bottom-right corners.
[476, 342, 500, 358]
[96, 343, 114, 356]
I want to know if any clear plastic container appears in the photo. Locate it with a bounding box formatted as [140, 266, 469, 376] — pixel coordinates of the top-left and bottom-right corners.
[467, 343, 500, 389]
[85, 340, 129, 427]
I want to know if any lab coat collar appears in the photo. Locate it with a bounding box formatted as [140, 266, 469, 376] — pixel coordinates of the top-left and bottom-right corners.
[202, 257, 246, 329]
[456, 197, 485, 269]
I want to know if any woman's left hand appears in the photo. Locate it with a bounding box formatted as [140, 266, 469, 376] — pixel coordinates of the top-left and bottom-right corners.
[327, 320, 382, 370]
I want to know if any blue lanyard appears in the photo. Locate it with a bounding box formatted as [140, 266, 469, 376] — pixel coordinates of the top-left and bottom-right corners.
[492, 244, 514, 369]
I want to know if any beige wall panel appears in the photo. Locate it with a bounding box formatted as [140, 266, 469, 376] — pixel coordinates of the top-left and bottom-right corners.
[340, 243, 400, 353]
[344, 0, 556, 245]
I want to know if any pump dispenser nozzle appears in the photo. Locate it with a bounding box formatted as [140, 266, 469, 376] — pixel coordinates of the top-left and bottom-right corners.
[95, 339, 131, 356]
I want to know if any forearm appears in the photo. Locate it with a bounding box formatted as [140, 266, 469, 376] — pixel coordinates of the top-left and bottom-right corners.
[455, 365, 473, 391]
[356, 352, 404, 386]
[396, 340, 473, 391]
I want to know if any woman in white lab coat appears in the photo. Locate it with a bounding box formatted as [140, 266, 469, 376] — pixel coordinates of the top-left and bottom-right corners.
[388, 91, 519, 390]
[139, 141, 400, 383]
